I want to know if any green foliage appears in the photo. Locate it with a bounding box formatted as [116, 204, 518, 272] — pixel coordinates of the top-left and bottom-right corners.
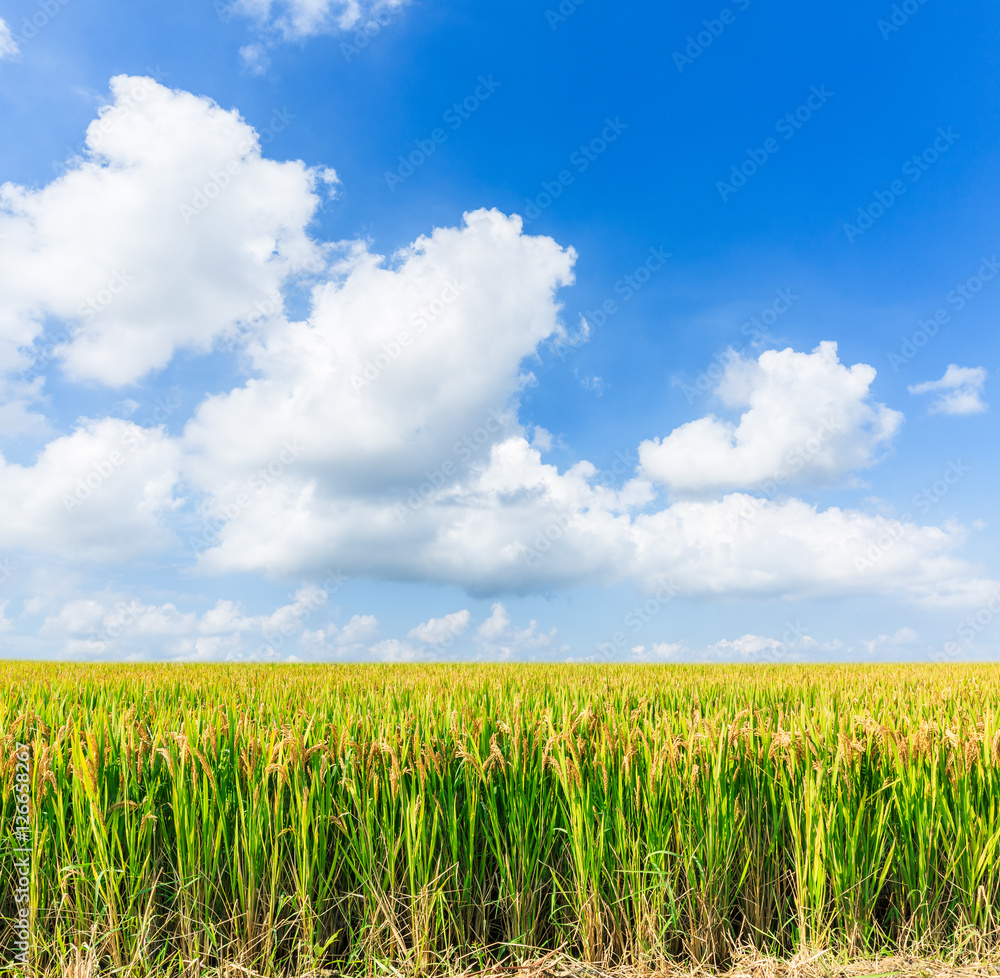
[1, 663, 999, 974]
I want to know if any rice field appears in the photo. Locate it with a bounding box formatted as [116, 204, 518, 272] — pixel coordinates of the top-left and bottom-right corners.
[2, 662, 1000, 976]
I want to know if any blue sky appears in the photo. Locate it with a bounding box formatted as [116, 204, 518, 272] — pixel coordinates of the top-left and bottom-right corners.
[0, 0, 997, 661]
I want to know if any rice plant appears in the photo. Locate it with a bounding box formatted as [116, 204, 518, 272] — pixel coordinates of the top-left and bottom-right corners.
[1, 662, 999, 975]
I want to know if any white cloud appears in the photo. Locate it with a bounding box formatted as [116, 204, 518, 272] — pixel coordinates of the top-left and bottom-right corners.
[339, 613, 379, 644]
[859, 625, 920, 655]
[182, 206, 577, 573]
[639, 342, 902, 495]
[0, 75, 324, 385]
[0, 17, 19, 59]
[649, 642, 684, 657]
[238, 43, 270, 75]
[705, 631, 817, 660]
[408, 609, 471, 645]
[909, 364, 987, 415]
[530, 426, 554, 452]
[474, 602, 560, 658]
[633, 629, 818, 663]
[185, 407, 995, 606]
[0, 418, 181, 561]
[366, 638, 422, 661]
[1, 77, 994, 619]
[231, 0, 408, 39]
[477, 602, 510, 640]
[300, 613, 381, 658]
[38, 585, 327, 659]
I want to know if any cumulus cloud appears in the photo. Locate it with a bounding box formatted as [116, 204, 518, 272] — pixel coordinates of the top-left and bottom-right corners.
[186, 405, 992, 606]
[0, 75, 324, 385]
[238, 43, 270, 75]
[172, 204, 987, 606]
[475, 602, 561, 658]
[300, 603, 561, 661]
[633, 628, 819, 663]
[3, 76, 995, 617]
[230, 0, 408, 39]
[408, 609, 471, 645]
[0, 18, 18, 59]
[300, 613, 380, 658]
[860, 626, 920, 656]
[38, 585, 327, 659]
[909, 365, 987, 415]
[639, 342, 902, 495]
[706, 632, 815, 660]
[0, 418, 181, 561]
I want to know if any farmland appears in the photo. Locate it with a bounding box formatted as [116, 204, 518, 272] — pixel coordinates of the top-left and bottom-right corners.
[1, 662, 1000, 976]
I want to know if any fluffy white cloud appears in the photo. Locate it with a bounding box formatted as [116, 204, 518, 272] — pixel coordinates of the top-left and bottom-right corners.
[339, 613, 379, 644]
[630, 493, 993, 606]
[182, 207, 576, 571]
[0, 418, 181, 561]
[0, 18, 18, 59]
[38, 585, 327, 659]
[707, 632, 815, 660]
[231, 0, 408, 39]
[639, 343, 902, 495]
[298, 603, 561, 661]
[475, 602, 561, 658]
[185, 403, 994, 606]
[909, 364, 987, 415]
[300, 613, 380, 657]
[408, 609, 471, 645]
[0, 75, 325, 384]
[3, 76, 995, 619]
[860, 626, 920, 655]
[632, 628, 822, 663]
